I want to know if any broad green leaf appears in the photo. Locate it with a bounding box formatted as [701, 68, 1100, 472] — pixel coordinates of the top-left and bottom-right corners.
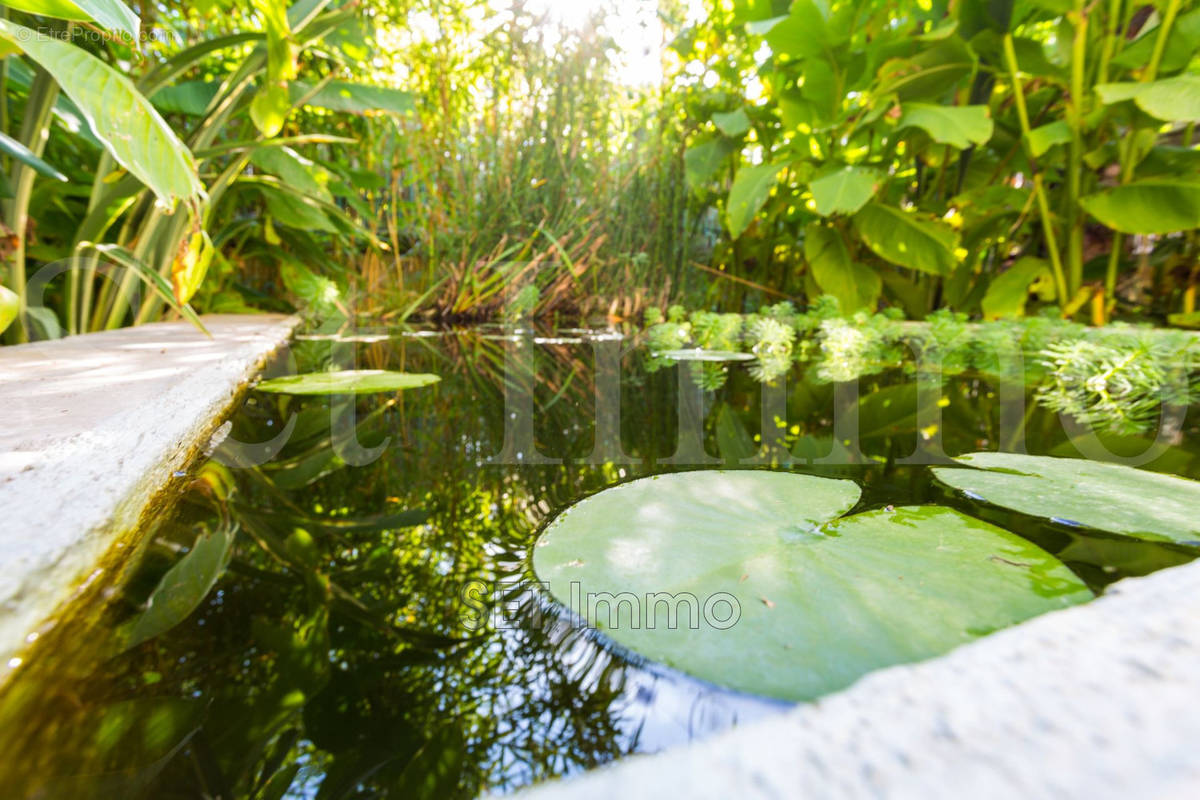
[533, 470, 1091, 701]
[897, 103, 994, 148]
[250, 0, 298, 137]
[251, 146, 332, 202]
[853, 202, 960, 275]
[290, 80, 414, 115]
[762, 1, 830, 58]
[1111, 8, 1200, 73]
[725, 162, 784, 238]
[0, 284, 17, 335]
[712, 108, 751, 137]
[805, 223, 880, 312]
[151, 81, 219, 116]
[933, 452, 1200, 544]
[256, 370, 441, 395]
[1096, 76, 1200, 121]
[808, 165, 879, 216]
[256, 181, 337, 232]
[1, 0, 138, 41]
[876, 38, 975, 101]
[980, 257, 1050, 319]
[0, 130, 66, 181]
[1026, 120, 1071, 157]
[1080, 179, 1200, 235]
[683, 137, 737, 189]
[125, 523, 236, 649]
[0, 20, 202, 207]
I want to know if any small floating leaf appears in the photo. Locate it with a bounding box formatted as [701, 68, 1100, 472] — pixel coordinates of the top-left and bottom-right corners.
[256, 370, 441, 395]
[933, 452, 1200, 544]
[533, 470, 1090, 701]
[653, 349, 755, 362]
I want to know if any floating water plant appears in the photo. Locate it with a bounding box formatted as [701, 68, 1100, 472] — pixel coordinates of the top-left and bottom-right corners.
[933, 453, 1200, 545]
[255, 370, 441, 395]
[533, 470, 1091, 702]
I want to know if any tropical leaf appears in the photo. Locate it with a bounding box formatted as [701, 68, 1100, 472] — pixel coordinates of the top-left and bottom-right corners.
[1080, 179, 1200, 235]
[808, 165, 879, 216]
[0, 20, 202, 207]
[712, 108, 751, 137]
[0, 130, 66, 181]
[683, 137, 738, 190]
[290, 80, 414, 114]
[760, 1, 836, 58]
[1095, 76, 1200, 122]
[533, 470, 1091, 701]
[853, 202, 960, 275]
[1026, 120, 1071, 157]
[897, 103, 994, 148]
[725, 162, 785, 238]
[805, 223, 880, 311]
[980, 257, 1051, 319]
[1, 0, 138, 41]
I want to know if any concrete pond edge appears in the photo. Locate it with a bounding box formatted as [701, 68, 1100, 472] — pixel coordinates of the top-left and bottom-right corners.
[0, 314, 299, 681]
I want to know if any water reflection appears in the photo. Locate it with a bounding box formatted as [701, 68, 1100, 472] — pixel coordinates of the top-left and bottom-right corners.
[0, 323, 1197, 798]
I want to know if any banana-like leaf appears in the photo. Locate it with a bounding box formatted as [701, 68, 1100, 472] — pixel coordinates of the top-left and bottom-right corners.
[0, 20, 202, 207]
[1080, 179, 1200, 235]
[1, 0, 138, 41]
[290, 80, 415, 115]
[853, 202, 961, 275]
[725, 162, 785, 238]
[805, 223, 880, 311]
[980, 257, 1050, 319]
[78, 242, 209, 334]
[0, 130, 66, 181]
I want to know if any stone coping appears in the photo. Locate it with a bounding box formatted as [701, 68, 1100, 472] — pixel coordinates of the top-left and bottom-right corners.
[0, 315, 298, 676]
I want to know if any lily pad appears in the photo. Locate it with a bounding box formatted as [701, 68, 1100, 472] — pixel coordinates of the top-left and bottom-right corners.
[256, 370, 440, 395]
[653, 349, 755, 362]
[533, 470, 1090, 701]
[933, 452, 1200, 544]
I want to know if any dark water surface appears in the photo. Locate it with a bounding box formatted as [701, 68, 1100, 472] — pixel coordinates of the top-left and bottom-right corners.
[2, 324, 1198, 799]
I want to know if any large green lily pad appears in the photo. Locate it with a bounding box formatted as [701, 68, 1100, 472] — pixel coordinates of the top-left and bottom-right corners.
[933, 452, 1200, 544]
[256, 370, 440, 395]
[533, 470, 1091, 701]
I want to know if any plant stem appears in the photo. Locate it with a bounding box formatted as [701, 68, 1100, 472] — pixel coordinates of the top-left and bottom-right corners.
[1004, 34, 1070, 307]
[3, 68, 59, 343]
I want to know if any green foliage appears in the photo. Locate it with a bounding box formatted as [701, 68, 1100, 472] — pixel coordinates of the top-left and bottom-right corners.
[674, 0, 1200, 322]
[641, 301, 1200, 435]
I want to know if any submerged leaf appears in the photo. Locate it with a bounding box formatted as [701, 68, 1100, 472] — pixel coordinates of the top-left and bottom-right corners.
[256, 370, 441, 395]
[933, 452, 1200, 544]
[534, 470, 1090, 701]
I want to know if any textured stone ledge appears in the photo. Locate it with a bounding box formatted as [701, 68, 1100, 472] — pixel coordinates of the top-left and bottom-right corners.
[514, 557, 1200, 799]
[0, 315, 297, 676]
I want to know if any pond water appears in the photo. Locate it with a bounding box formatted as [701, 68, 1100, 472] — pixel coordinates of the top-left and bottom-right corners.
[2, 323, 1198, 799]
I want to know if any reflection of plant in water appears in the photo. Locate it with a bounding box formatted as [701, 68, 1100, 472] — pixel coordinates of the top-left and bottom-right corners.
[642, 302, 1200, 435]
[1037, 338, 1195, 437]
